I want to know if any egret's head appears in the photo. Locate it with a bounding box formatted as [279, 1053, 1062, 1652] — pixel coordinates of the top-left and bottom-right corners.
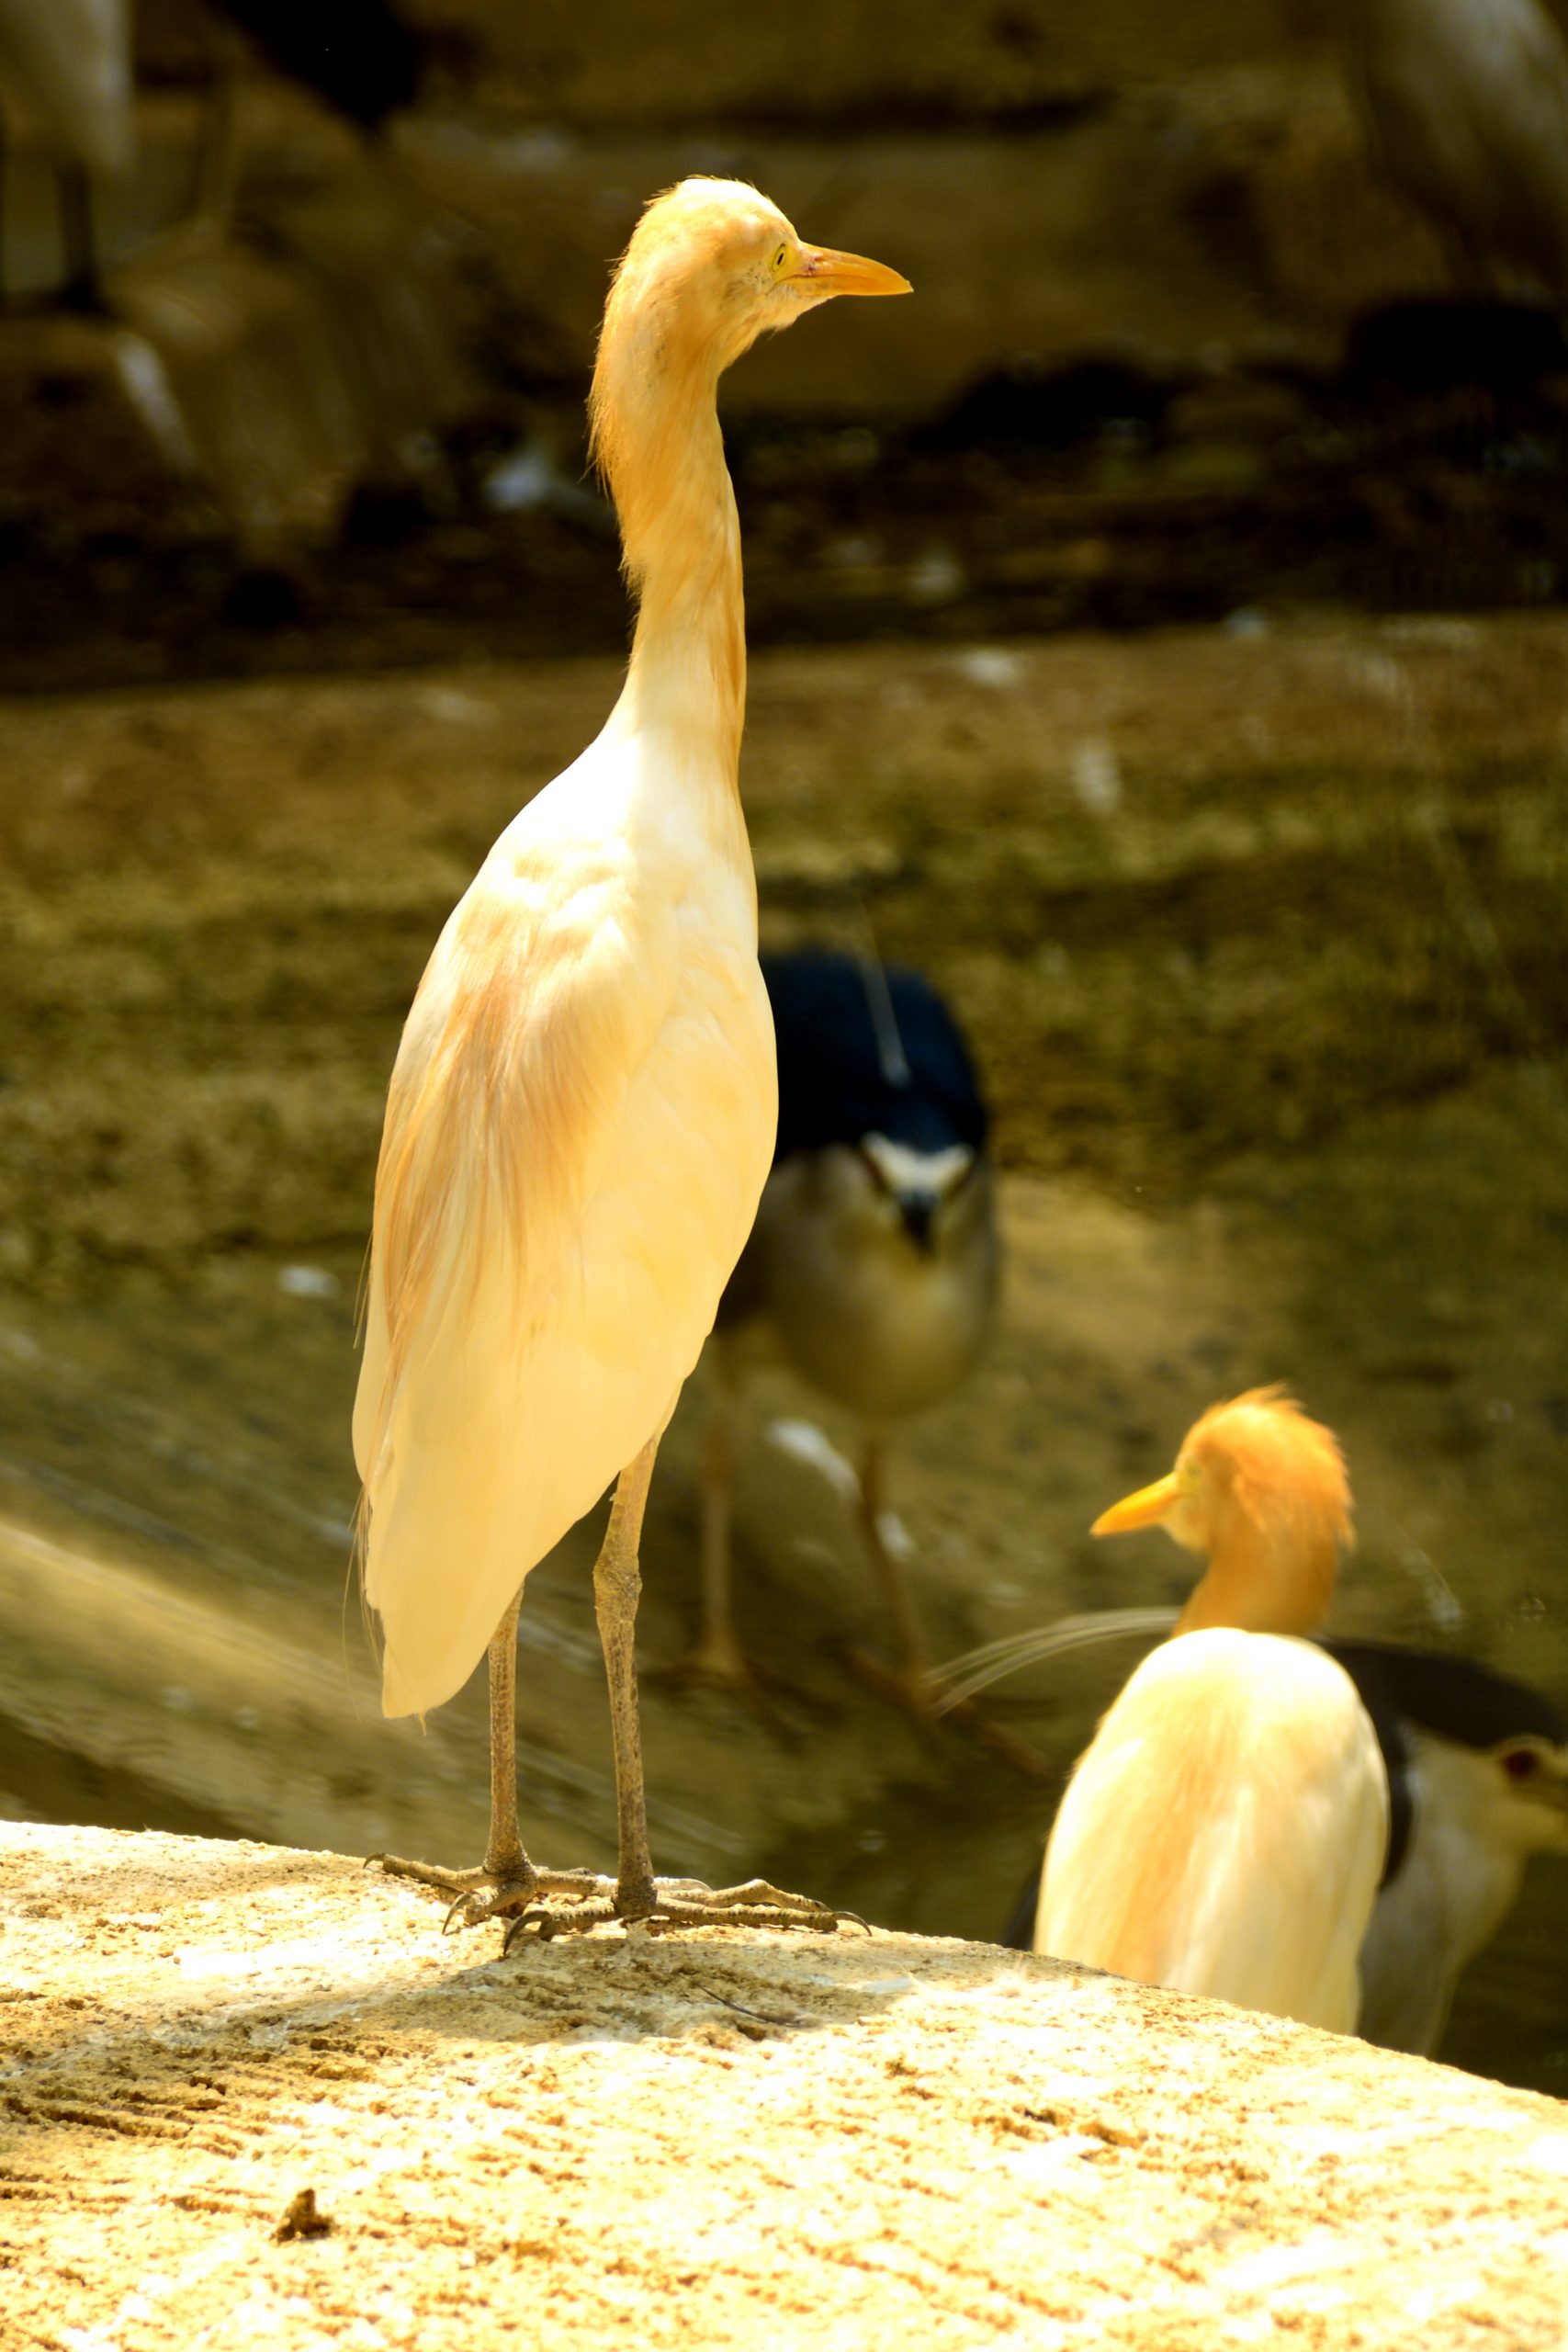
[1092, 1387, 1352, 1634]
[596, 178, 909, 389]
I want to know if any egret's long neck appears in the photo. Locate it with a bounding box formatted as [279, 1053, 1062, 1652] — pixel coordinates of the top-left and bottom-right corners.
[593, 328, 746, 784]
[1176, 1524, 1337, 1638]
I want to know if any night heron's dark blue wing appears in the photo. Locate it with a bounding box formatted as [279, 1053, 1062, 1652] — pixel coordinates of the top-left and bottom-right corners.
[762, 947, 987, 1166]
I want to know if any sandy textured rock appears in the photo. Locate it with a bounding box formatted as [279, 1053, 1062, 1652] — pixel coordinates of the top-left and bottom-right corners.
[2, 1823, 1565, 2348]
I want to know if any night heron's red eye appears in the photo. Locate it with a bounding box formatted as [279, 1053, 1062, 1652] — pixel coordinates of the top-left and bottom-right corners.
[1502, 1746, 1540, 1781]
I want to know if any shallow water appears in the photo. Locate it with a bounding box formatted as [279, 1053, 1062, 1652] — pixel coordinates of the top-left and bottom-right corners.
[2, 617, 1566, 2094]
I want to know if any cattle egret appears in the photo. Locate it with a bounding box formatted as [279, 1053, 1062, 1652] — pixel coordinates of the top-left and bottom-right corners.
[1000, 1637, 1568, 2055]
[354, 179, 908, 1939]
[1347, 0, 1568, 299]
[988, 1404, 1568, 2054]
[699, 948, 998, 1702]
[0, 0, 133, 304]
[1035, 1389, 1391, 2030]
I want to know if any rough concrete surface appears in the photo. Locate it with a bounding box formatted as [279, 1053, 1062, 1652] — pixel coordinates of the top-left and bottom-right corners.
[2, 1823, 1566, 2349]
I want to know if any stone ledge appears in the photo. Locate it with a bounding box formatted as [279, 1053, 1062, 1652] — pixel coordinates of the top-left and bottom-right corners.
[3, 1822, 1566, 2347]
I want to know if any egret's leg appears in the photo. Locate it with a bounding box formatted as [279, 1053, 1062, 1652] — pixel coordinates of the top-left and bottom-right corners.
[373, 1593, 542, 1918]
[592, 1435, 660, 1917]
[501, 1436, 847, 1944]
[380, 1444, 849, 1945]
[479, 1591, 529, 1883]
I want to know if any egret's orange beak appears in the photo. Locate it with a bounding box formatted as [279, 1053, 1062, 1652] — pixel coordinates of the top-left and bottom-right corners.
[793, 244, 911, 298]
[1091, 1470, 1182, 1538]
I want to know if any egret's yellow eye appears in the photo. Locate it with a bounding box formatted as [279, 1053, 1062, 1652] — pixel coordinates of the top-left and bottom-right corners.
[772, 243, 790, 275]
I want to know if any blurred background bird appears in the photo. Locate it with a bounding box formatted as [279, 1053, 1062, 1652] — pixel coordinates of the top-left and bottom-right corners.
[1329, 1639, 1568, 2052]
[695, 945, 999, 1713]
[354, 180, 908, 1939]
[0, 0, 134, 306]
[1346, 0, 1568, 302]
[988, 1389, 1568, 2050]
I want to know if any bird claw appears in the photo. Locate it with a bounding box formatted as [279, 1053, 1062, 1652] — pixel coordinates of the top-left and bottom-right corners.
[368, 1850, 559, 1927]
[371, 1850, 857, 1949]
[497, 1874, 859, 1953]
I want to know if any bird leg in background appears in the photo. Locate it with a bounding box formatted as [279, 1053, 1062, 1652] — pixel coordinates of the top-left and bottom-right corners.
[687, 1386, 795, 1711]
[850, 1438, 1051, 1781]
[691, 1385, 751, 1685]
[857, 1436, 928, 1688]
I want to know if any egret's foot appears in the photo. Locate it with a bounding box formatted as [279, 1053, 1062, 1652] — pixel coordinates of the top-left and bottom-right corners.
[502, 1874, 854, 1952]
[367, 1852, 615, 1932]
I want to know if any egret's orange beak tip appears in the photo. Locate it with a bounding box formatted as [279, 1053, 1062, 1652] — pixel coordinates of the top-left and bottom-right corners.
[1089, 1471, 1183, 1540]
[797, 245, 912, 299]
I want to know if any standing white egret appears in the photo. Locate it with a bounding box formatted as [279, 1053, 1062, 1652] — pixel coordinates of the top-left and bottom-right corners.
[1035, 1391, 1390, 2030]
[354, 179, 908, 1939]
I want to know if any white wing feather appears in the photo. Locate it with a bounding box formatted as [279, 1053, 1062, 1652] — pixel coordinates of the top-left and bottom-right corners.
[1037, 1631, 1389, 2032]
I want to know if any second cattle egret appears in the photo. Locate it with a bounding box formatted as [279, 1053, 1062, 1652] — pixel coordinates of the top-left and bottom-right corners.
[1035, 1390, 1391, 2030]
[1347, 0, 1568, 300]
[993, 1400, 1568, 2055]
[354, 180, 908, 1939]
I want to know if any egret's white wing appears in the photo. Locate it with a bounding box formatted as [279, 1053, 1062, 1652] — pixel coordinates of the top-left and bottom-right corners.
[355, 747, 774, 1716]
[1038, 1632, 1388, 2032]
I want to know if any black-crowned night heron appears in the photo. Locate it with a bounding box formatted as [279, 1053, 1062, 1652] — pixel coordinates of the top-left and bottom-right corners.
[1331, 1638, 1568, 2053]
[694, 945, 1000, 1710]
[355, 181, 908, 1942]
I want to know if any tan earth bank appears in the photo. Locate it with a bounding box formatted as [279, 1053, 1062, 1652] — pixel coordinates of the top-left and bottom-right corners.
[5, 614, 1568, 2090]
[2, 1821, 1567, 2350]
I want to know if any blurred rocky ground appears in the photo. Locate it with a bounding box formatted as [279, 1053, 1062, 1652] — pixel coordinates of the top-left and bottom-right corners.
[1, 0, 1566, 687]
